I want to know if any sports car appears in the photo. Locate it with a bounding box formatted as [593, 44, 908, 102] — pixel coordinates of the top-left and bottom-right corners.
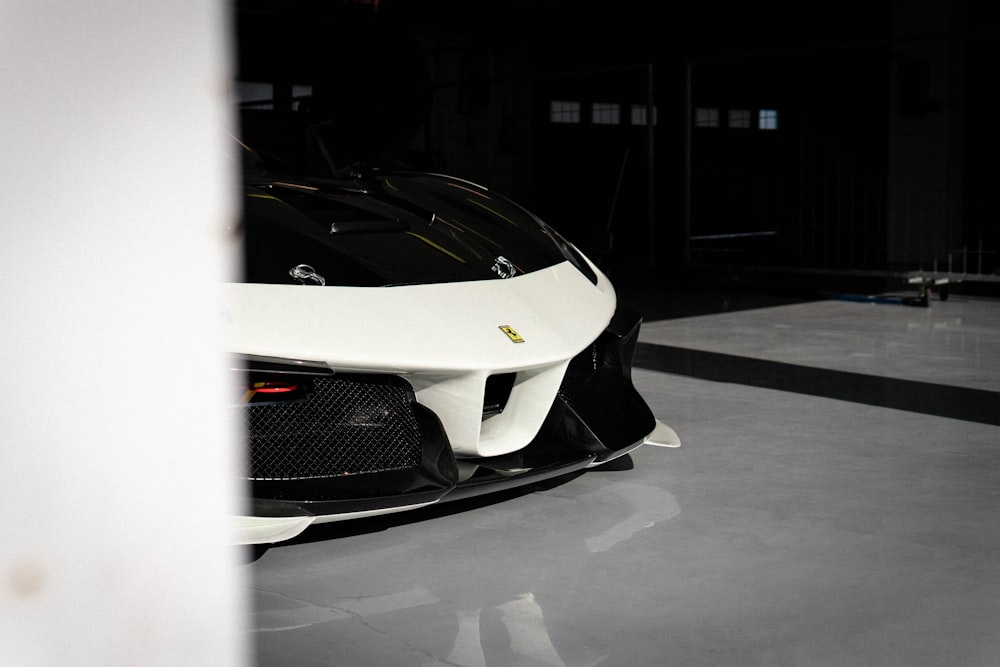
[227, 141, 680, 544]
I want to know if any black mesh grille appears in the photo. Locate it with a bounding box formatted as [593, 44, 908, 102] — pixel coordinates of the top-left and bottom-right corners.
[242, 375, 423, 480]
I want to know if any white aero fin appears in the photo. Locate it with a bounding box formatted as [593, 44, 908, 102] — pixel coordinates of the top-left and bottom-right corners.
[644, 419, 682, 448]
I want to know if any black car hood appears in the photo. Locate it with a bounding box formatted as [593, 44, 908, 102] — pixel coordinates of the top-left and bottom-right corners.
[240, 167, 576, 288]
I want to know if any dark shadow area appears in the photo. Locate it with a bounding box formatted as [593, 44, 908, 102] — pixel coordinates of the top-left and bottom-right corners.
[634, 342, 1000, 427]
[614, 268, 834, 321]
[618, 285, 817, 322]
[617, 266, 1000, 322]
[242, 544, 271, 564]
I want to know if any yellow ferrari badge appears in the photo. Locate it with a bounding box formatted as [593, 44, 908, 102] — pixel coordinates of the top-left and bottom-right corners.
[499, 325, 525, 343]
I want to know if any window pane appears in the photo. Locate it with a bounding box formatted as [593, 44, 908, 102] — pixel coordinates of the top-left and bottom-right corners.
[291, 84, 312, 111]
[631, 104, 658, 126]
[235, 81, 273, 109]
[695, 107, 719, 127]
[592, 102, 620, 125]
[759, 108, 779, 130]
[550, 100, 581, 124]
[728, 109, 751, 128]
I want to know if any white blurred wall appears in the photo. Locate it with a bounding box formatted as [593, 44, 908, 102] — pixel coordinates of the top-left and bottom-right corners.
[0, 1, 246, 664]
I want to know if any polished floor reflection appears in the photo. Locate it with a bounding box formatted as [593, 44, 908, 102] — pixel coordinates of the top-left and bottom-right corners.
[245, 288, 1000, 666]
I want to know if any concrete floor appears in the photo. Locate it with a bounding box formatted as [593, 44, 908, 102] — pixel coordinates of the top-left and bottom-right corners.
[244, 287, 1000, 666]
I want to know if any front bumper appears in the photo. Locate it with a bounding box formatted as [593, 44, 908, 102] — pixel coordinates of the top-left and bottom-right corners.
[232, 303, 676, 545]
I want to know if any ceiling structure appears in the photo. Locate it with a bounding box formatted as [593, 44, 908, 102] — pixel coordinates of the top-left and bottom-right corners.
[232, 0, 900, 85]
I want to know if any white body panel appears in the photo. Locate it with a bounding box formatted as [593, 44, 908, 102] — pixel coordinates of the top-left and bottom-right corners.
[223, 261, 614, 372]
[224, 261, 616, 456]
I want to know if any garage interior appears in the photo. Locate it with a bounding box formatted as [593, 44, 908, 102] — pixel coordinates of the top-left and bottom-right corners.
[7, 0, 996, 664]
[235, 1, 1000, 665]
[249, 295, 999, 666]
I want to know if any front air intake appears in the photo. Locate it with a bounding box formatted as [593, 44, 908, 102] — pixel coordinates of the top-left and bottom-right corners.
[482, 372, 516, 418]
[242, 374, 423, 480]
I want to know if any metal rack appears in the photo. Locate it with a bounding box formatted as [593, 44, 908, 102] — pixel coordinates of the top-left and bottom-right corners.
[904, 240, 999, 302]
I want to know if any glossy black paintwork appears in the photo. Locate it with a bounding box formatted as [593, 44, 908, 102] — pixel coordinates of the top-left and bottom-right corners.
[240, 152, 594, 287]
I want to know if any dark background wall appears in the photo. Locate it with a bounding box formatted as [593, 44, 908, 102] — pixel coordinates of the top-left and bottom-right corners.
[233, 0, 1000, 290]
